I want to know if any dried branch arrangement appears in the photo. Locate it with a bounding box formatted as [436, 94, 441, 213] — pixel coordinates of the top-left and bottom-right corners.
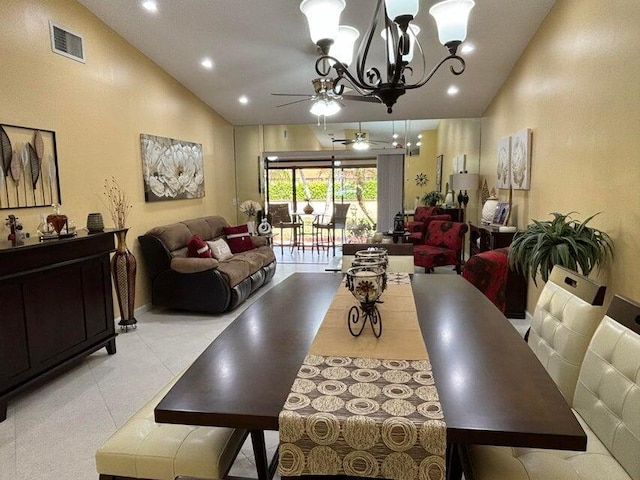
[103, 177, 132, 229]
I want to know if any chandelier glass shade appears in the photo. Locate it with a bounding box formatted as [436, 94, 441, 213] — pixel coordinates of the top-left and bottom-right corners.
[330, 26, 360, 66]
[300, 0, 475, 113]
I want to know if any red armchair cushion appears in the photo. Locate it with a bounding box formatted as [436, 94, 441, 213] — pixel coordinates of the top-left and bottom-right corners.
[223, 224, 255, 253]
[462, 249, 509, 312]
[409, 214, 452, 244]
[413, 220, 468, 272]
[415, 206, 438, 222]
[414, 244, 459, 270]
[406, 206, 439, 232]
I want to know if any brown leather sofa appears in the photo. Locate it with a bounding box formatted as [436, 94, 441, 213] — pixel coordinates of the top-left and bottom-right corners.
[138, 216, 276, 314]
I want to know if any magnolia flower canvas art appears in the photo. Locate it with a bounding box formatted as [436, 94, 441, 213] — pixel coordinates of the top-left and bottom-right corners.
[140, 133, 205, 202]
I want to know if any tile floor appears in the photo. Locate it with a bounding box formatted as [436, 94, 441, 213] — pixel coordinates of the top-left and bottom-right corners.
[0, 257, 529, 480]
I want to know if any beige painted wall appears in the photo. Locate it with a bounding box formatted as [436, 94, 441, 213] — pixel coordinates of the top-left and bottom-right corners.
[437, 119, 481, 223]
[0, 0, 236, 312]
[234, 124, 322, 213]
[480, 0, 640, 311]
[404, 130, 438, 209]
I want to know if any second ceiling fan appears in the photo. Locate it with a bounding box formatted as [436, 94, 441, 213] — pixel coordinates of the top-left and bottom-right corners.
[272, 78, 380, 115]
[332, 123, 390, 150]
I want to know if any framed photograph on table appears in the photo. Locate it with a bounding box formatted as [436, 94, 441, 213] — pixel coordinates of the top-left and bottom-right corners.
[491, 202, 510, 226]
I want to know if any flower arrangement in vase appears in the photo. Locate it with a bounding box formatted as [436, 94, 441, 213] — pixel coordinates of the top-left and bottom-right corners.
[239, 199, 261, 235]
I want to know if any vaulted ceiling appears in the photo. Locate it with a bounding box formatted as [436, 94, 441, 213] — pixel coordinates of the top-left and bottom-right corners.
[78, 0, 555, 127]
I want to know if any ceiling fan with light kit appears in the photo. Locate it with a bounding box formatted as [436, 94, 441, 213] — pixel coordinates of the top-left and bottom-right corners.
[272, 77, 380, 117]
[331, 123, 390, 150]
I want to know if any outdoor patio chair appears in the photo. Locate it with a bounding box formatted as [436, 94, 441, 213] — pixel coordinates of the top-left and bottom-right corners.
[268, 203, 302, 253]
[313, 203, 350, 254]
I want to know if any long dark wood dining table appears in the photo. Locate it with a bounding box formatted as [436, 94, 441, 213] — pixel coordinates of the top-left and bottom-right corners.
[154, 272, 586, 480]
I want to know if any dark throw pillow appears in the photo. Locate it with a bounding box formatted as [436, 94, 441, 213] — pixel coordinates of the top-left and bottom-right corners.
[223, 224, 255, 253]
[187, 235, 212, 258]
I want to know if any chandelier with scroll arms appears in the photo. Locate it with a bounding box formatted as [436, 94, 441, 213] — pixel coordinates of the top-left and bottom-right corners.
[300, 0, 475, 113]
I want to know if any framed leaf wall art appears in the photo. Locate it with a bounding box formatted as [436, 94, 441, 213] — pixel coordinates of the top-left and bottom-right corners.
[0, 123, 61, 209]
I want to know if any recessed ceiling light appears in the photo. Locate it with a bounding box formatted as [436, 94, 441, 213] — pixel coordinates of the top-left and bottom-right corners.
[461, 43, 475, 54]
[266, 156, 278, 161]
[392, 141, 398, 147]
[200, 58, 213, 69]
[406, 141, 412, 147]
[141, 1, 158, 12]
[416, 141, 422, 147]
[238, 96, 249, 104]
[447, 86, 460, 96]
[417, 134, 422, 139]
[392, 133, 399, 139]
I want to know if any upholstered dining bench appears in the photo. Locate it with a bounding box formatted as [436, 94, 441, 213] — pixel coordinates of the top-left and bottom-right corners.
[95, 371, 247, 480]
[460, 290, 640, 480]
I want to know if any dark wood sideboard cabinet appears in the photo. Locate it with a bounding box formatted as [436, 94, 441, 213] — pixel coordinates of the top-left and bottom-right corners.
[0, 230, 119, 421]
[469, 224, 527, 319]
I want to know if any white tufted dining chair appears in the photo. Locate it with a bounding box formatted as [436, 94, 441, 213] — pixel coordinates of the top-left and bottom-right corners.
[461, 291, 640, 480]
[527, 265, 607, 403]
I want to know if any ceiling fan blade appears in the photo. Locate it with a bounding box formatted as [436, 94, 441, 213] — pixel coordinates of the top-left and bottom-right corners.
[342, 94, 382, 103]
[271, 93, 313, 97]
[276, 98, 312, 108]
[331, 138, 351, 143]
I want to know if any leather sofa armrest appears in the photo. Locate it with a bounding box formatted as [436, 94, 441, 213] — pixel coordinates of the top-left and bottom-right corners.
[170, 257, 219, 274]
[251, 236, 268, 248]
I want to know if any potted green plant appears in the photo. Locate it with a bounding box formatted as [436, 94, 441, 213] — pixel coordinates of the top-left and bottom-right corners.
[508, 212, 614, 285]
[421, 190, 444, 207]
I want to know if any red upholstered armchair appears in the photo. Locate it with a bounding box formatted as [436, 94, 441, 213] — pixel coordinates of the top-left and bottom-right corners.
[407, 214, 451, 244]
[462, 248, 509, 313]
[413, 220, 468, 273]
[406, 206, 438, 233]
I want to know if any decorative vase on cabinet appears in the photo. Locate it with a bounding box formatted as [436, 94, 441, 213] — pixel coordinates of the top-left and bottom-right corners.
[112, 229, 137, 331]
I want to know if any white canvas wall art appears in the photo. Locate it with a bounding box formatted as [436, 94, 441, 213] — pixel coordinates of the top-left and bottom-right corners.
[140, 134, 205, 202]
[510, 128, 531, 190]
[496, 136, 511, 189]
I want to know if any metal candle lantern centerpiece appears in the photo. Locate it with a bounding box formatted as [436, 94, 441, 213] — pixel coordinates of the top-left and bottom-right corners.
[345, 265, 387, 338]
[353, 247, 388, 269]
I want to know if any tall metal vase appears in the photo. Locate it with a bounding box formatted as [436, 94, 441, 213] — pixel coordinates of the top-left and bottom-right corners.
[112, 229, 137, 331]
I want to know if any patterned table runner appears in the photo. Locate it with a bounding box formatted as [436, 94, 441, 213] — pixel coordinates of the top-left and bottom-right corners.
[278, 273, 446, 480]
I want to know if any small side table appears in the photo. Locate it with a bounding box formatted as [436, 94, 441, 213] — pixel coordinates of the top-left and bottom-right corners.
[261, 233, 277, 247]
[383, 231, 411, 244]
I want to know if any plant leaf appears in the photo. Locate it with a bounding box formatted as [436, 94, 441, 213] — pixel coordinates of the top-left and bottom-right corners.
[10, 149, 22, 184]
[28, 143, 40, 188]
[0, 126, 12, 175]
[33, 130, 44, 161]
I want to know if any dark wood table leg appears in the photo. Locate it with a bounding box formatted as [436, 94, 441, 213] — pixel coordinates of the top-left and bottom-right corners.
[0, 398, 7, 422]
[251, 429, 269, 480]
[446, 443, 463, 480]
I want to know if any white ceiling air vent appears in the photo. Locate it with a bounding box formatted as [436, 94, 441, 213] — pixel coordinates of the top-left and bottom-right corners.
[49, 21, 85, 63]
